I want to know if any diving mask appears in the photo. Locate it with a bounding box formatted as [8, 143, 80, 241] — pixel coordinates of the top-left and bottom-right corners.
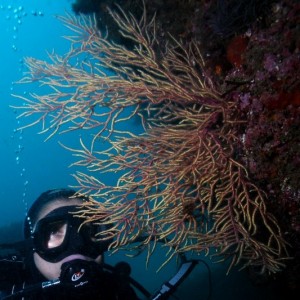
[31, 205, 111, 263]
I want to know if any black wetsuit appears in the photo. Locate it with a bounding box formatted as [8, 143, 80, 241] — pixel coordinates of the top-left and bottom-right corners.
[0, 262, 139, 300]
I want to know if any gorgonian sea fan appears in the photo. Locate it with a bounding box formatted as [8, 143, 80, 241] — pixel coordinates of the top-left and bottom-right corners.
[13, 6, 288, 273]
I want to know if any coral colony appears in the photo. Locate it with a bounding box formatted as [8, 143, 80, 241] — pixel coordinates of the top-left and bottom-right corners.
[14, 0, 299, 289]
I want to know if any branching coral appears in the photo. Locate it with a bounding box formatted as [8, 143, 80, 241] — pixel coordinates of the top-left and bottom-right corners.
[14, 6, 288, 273]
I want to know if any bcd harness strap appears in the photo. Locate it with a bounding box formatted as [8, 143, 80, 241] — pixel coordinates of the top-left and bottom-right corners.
[0, 260, 199, 300]
[151, 260, 198, 300]
[1, 241, 200, 300]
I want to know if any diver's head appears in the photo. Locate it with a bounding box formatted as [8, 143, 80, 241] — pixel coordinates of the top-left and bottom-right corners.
[24, 189, 110, 280]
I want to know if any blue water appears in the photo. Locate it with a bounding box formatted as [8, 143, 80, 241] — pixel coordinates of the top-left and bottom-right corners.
[0, 1, 287, 299]
[0, 0, 75, 227]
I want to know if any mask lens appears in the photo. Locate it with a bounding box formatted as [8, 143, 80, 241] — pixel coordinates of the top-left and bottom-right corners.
[33, 217, 69, 253]
[44, 220, 67, 249]
[82, 223, 99, 242]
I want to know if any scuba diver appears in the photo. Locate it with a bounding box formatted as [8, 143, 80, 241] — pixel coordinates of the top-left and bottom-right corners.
[0, 188, 207, 300]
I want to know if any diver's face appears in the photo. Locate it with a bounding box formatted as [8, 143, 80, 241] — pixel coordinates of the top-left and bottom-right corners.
[33, 199, 102, 280]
